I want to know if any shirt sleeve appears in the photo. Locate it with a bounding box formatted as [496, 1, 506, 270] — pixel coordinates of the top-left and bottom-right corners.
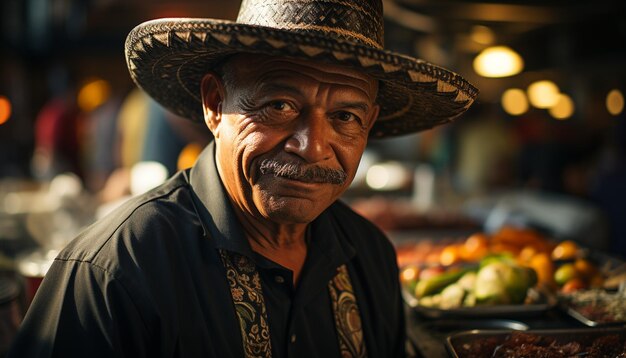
[8, 258, 151, 358]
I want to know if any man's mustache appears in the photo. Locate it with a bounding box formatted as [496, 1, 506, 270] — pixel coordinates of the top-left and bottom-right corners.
[259, 159, 347, 185]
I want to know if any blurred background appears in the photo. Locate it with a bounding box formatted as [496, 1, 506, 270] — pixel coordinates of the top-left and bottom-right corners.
[0, 0, 625, 352]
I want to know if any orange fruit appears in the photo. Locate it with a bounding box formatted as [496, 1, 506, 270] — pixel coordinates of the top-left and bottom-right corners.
[517, 245, 538, 265]
[551, 240, 579, 260]
[439, 245, 462, 266]
[460, 233, 489, 261]
[529, 252, 555, 285]
[561, 278, 586, 293]
[574, 258, 597, 279]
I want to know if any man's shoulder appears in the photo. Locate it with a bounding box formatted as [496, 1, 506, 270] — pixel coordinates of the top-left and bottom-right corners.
[327, 200, 395, 251]
[56, 171, 196, 269]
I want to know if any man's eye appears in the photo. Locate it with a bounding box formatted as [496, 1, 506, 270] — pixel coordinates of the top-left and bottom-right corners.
[335, 111, 360, 123]
[268, 101, 293, 111]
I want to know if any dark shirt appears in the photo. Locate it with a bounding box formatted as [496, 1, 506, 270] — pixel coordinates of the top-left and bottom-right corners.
[9, 143, 405, 358]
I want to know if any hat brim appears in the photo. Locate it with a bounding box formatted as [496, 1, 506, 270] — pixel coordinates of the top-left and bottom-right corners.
[125, 18, 478, 138]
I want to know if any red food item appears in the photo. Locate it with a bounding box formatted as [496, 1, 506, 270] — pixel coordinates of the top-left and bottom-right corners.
[454, 331, 626, 358]
[561, 278, 586, 293]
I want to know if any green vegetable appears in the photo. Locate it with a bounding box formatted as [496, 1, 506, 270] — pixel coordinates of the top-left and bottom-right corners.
[439, 283, 466, 309]
[479, 253, 516, 268]
[414, 268, 470, 298]
[474, 261, 537, 305]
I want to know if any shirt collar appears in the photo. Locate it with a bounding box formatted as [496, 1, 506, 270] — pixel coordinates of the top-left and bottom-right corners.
[188, 142, 356, 266]
[189, 141, 253, 257]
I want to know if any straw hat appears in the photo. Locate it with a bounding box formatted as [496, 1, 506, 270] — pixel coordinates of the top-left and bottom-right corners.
[125, 0, 478, 138]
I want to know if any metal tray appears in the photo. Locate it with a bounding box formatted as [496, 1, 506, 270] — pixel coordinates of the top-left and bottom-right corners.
[558, 291, 626, 327]
[409, 319, 528, 358]
[403, 287, 556, 319]
[562, 305, 626, 327]
[445, 327, 626, 358]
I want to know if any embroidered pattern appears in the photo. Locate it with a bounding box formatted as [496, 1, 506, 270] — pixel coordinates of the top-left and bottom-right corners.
[219, 249, 272, 358]
[220, 250, 367, 358]
[329, 265, 368, 358]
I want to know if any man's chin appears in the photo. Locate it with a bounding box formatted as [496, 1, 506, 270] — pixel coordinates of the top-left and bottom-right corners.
[256, 196, 324, 225]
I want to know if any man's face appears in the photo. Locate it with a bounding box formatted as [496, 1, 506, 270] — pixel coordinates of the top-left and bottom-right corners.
[202, 54, 379, 224]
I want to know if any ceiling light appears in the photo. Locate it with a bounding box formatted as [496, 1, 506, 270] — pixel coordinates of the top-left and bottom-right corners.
[473, 46, 524, 78]
[501, 88, 529, 116]
[548, 93, 574, 120]
[527, 80, 560, 108]
[606, 89, 624, 116]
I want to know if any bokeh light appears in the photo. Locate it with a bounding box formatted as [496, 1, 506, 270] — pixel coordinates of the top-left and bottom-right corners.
[527, 80, 560, 108]
[0, 95, 12, 125]
[77, 78, 111, 112]
[606, 89, 624, 116]
[470, 25, 495, 45]
[548, 93, 575, 120]
[501, 88, 529, 116]
[473, 46, 524, 78]
[177, 143, 203, 171]
[365, 162, 408, 191]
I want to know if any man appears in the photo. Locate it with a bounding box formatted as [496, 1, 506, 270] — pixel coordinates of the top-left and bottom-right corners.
[9, 0, 477, 357]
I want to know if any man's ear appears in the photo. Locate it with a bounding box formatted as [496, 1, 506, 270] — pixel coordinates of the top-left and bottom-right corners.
[200, 72, 225, 138]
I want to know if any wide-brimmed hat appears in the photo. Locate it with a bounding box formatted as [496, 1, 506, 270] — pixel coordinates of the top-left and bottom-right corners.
[125, 0, 478, 138]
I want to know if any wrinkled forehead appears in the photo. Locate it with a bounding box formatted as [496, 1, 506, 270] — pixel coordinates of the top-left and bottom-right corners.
[220, 53, 379, 100]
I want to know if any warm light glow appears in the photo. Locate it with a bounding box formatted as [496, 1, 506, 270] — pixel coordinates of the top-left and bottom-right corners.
[527, 80, 560, 108]
[607, 89, 624, 116]
[177, 143, 203, 170]
[501, 88, 529, 116]
[549, 93, 575, 120]
[401, 267, 418, 282]
[130, 161, 169, 196]
[470, 25, 495, 45]
[77, 79, 111, 112]
[0, 95, 12, 125]
[366, 165, 390, 190]
[365, 162, 407, 191]
[473, 46, 524, 78]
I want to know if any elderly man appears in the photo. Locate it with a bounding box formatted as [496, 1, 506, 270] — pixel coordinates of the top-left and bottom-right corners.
[9, 0, 476, 357]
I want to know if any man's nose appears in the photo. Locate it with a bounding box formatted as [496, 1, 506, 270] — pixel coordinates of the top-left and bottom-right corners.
[284, 109, 333, 163]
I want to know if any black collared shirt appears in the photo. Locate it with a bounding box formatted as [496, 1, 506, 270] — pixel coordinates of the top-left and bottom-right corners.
[9, 143, 405, 358]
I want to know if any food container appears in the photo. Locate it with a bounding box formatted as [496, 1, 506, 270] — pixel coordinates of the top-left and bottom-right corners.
[558, 287, 626, 327]
[403, 286, 556, 319]
[446, 327, 626, 358]
[409, 319, 528, 358]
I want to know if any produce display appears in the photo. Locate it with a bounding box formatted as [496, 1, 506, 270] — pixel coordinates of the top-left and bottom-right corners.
[403, 255, 538, 309]
[398, 226, 615, 309]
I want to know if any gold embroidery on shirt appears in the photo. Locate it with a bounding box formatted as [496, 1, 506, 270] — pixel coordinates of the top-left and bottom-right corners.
[220, 250, 367, 358]
[219, 250, 272, 358]
[329, 264, 368, 358]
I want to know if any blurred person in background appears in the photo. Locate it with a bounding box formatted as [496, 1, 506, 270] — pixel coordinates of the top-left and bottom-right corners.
[31, 70, 83, 181]
[96, 92, 211, 211]
[9, 0, 477, 357]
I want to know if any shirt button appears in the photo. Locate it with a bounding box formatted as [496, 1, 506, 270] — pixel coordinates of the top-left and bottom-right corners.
[290, 334, 296, 343]
[274, 275, 285, 284]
